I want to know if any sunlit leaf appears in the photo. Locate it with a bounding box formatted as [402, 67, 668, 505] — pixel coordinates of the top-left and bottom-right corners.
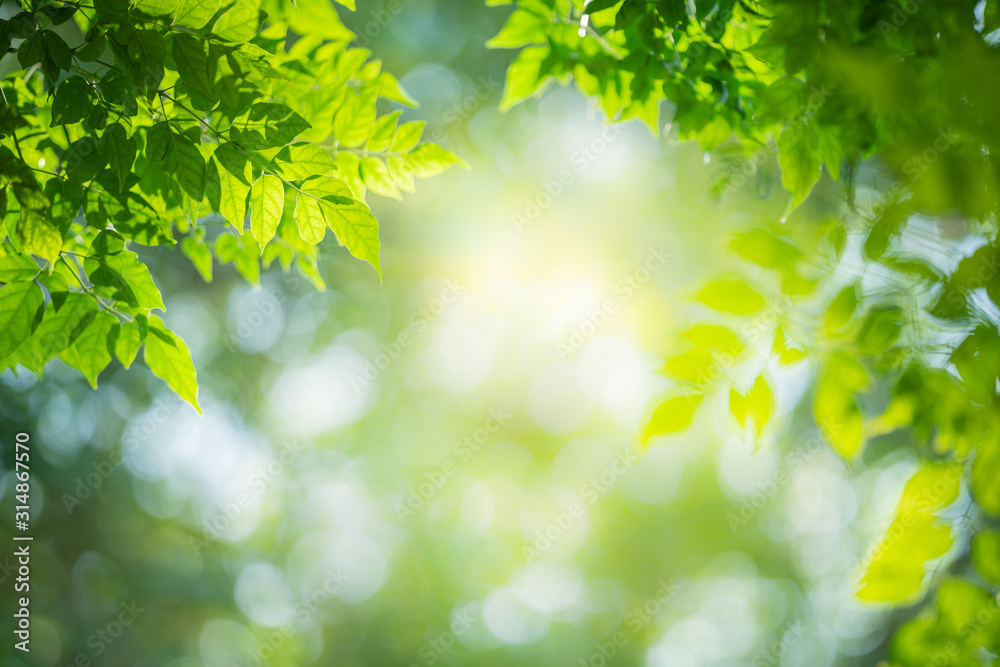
[641, 393, 704, 444]
[858, 462, 961, 603]
[144, 315, 201, 413]
[0, 280, 44, 359]
[696, 279, 766, 316]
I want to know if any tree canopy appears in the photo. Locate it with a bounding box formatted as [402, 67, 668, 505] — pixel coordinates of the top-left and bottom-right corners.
[0, 0, 464, 411]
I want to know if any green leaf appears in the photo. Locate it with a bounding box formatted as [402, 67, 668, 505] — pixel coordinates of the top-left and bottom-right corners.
[729, 228, 802, 269]
[115, 321, 143, 369]
[858, 462, 961, 603]
[971, 532, 1000, 586]
[75, 29, 107, 62]
[269, 143, 337, 181]
[0, 281, 45, 359]
[59, 311, 118, 388]
[405, 144, 468, 179]
[173, 0, 220, 29]
[683, 324, 745, 358]
[144, 315, 201, 413]
[171, 33, 217, 101]
[696, 279, 766, 315]
[13, 293, 97, 373]
[814, 354, 869, 460]
[40, 5, 78, 24]
[640, 393, 704, 444]
[284, 0, 353, 40]
[777, 122, 822, 215]
[374, 72, 417, 106]
[333, 89, 377, 148]
[214, 232, 260, 284]
[934, 579, 1000, 646]
[486, 9, 548, 48]
[249, 174, 284, 250]
[181, 234, 213, 282]
[294, 180, 381, 279]
[45, 175, 86, 234]
[824, 284, 858, 331]
[146, 122, 205, 222]
[85, 231, 165, 311]
[230, 103, 311, 150]
[583, 0, 619, 13]
[0, 253, 40, 282]
[213, 0, 261, 42]
[16, 208, 62, 264]
[388, 156, 414, 192]
[99, 123, 137, 193]
[133, 0, 180, 15]
[366, 111, 400, 153]
[973, 433, 1000, 515]
[658, 349, 718, 386]
[729, 375, 773, 440]
[52, 77, 93, 126]
[206, 143, 252, 232]
[773, 328, 807, 365]
[390, 121, 425, 153]
[499, 46, 552, 111]
[124, 28, 167, 93]
[17, 30, 72, 84]
[857, 306, 903, 354]
[360, 157, 399, 199]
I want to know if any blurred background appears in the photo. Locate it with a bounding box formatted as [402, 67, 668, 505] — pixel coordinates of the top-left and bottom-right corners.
[0, 1, 930, 664]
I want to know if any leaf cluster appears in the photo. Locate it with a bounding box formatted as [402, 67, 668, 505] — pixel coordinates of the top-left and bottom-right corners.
[0, 0, 465, 409]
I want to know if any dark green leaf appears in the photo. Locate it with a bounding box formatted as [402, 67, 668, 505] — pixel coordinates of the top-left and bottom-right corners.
[99, 123, 137, 193]
[52, 77, 94, 126]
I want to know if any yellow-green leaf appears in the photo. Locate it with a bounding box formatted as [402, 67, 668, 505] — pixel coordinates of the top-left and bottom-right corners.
[249, 174, 284, 251]
[857, 462, 961, 603]
[730, 375, 773, 440]
[59, 311, 118, 388]
[144, 315, 201, 413]
[641, 393, 704, 444]
[116, 322, 143, 370]
[696, 279, 766, 316]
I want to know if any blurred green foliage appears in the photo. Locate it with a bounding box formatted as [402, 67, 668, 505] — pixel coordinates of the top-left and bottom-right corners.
[2, 0, 1000, 665]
